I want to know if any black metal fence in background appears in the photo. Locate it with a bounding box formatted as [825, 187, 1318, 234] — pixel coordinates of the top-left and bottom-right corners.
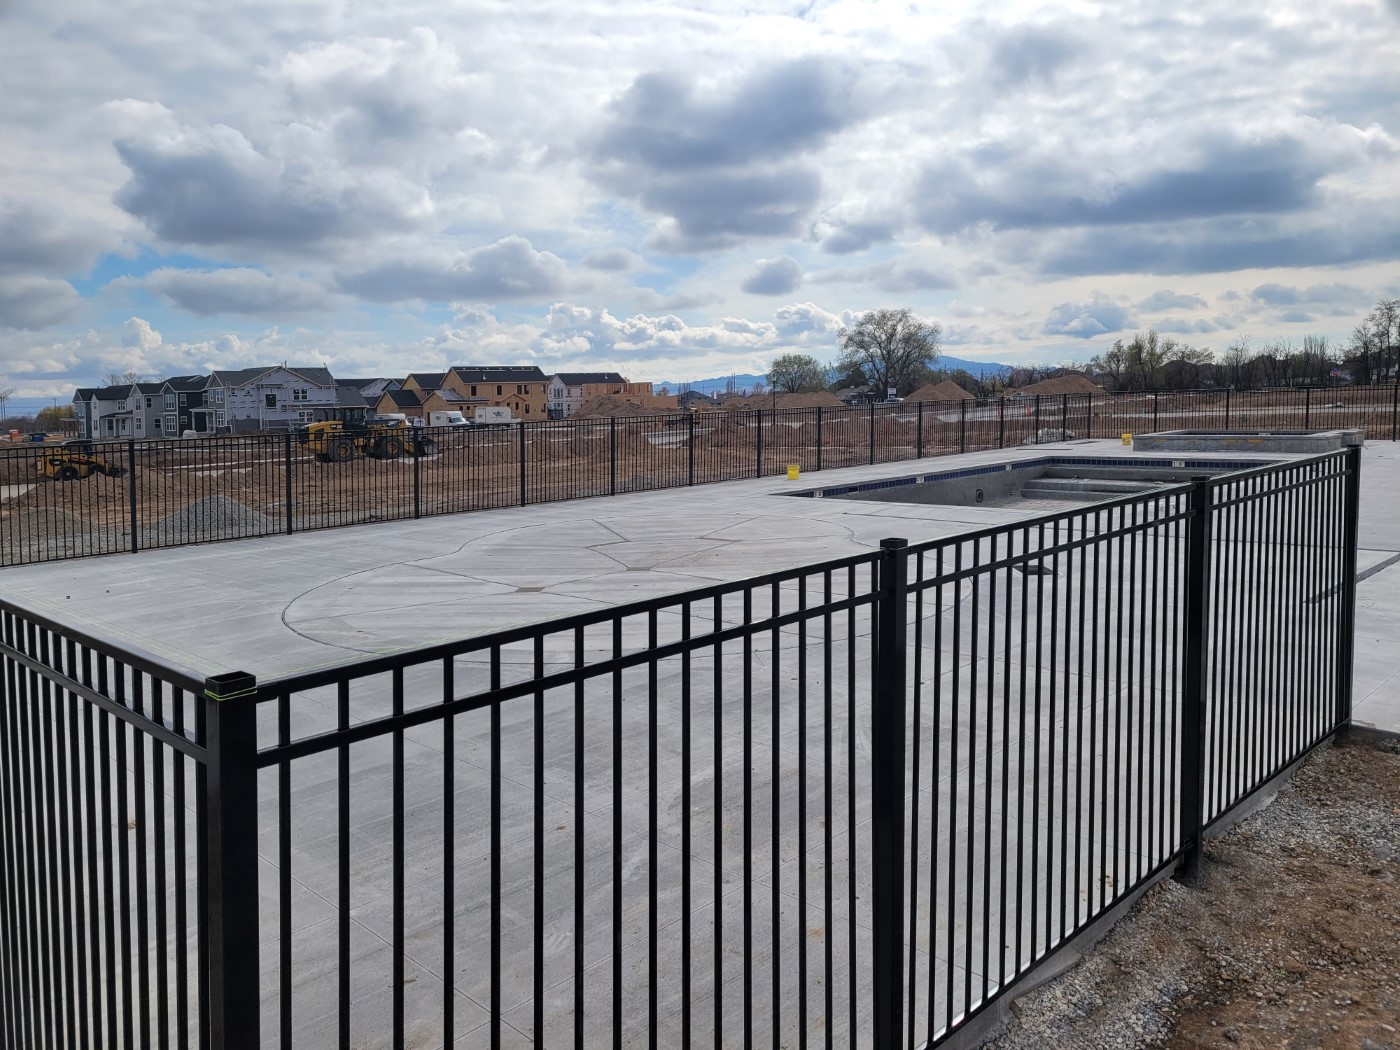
[0, 384, 1394, 567]
[0, 448, 1360, 1048]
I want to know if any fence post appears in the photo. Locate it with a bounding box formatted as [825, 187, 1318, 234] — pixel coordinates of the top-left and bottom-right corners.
[756, 409, 764, 477]
[283, 432, 294, 534]
[871, 537, 909, 1047]
[816, 406, 823, 471]
[1060, 393, 1068, 435]
[916, 400, 924, 459]
[1305, 387, 1312, 429]
[1337, 444, 1362, 740]
[1087, 393, 1093, 439]
[687, 412, 695, 486]
[204, 671, 261, 1050]
[128, 439, 139, 553]
[998, 397, 1006, 449]
[609, 416, 617, 496]
[869, 401, 876, 465]
[1391, 384, 1397, 442]
[1224, 388, 1232, 429]
[1153, 393, 1160, 433]
[959, 399, 967, 454]
[1034, 395, 1042, 443]
[412, 433, 422, 519]
[1177, 476, 1213, 886]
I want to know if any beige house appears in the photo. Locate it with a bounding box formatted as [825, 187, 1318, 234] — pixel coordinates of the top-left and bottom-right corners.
[546, 373, 677, 418]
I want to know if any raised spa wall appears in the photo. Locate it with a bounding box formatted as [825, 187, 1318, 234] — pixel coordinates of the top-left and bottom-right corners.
[1132, 429, 1364, 453]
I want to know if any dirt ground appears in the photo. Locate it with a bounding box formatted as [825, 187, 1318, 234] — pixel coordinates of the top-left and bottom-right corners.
[986, 735, 1400, 1050]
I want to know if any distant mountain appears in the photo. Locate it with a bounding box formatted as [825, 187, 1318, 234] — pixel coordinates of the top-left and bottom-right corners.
[938, 355, 1014, 379]
[652, 357, 1012, 394]
[651, 373, 767, 395]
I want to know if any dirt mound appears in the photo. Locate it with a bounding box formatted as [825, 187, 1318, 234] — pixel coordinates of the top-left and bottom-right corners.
[907, 380, 976, 403]
[575, 396, 683, 419]
[720, 392, 843, 411]
[1012, 374, 1105, 396]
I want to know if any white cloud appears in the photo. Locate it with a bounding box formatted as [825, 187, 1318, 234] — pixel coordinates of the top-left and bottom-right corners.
[1043, 293, 1132, 337]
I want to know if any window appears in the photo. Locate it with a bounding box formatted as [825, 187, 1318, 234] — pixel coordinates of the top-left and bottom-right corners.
[496, 385, 502, 395]
[164, 394, 176, 410]
[178, 394, 187, 407]
[516, 384, 523, 395]
[297, 410, 315, 423]
[215, 411, 226, 428]
[153, 417, 161, 432]
[135, 417, 143, 432]
[145, 396, 153, 409]
[164, 414, 177, 433]
[470, 385, 477, 396]
[213, 388, 224, 404]
[292, 388, 308, 402]
[264, 393, 277, 409]
[524, 404, 530, 415]
[116, 399, 126, 411]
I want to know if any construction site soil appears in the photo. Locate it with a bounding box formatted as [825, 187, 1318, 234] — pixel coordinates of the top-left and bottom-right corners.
[985, 736, 1400, 1050]
[2, 390, 1396, 565]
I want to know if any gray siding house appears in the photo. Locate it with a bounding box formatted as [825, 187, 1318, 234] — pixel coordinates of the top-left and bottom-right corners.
[208, 366, 338, 433]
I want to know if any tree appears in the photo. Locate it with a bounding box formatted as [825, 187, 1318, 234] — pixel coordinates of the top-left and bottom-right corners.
[835, 308, 941, 397]
[1220, 337, 1257, 389]
[106, 369, 143, 387]
[36, 405, 75, 430]
[0, 381, 14, 423]
[767, 353, 829, 394]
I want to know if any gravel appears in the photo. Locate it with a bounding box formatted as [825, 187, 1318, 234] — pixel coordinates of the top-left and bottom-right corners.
[981, 736, 1400, 1049]
[143, 494, 278, 544]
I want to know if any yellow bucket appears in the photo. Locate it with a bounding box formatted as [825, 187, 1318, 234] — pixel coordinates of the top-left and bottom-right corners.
[1122, 433, 1132, 445]
[786, 464, 800, 480]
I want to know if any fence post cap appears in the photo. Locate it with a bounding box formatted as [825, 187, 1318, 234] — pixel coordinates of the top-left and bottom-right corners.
[204, 670, 257, 701]
[879, 537, 909, 550]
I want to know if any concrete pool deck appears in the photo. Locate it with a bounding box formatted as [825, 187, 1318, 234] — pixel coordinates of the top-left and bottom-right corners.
[0, 437, 1396, 733]
[4, 437, 1398, 1049]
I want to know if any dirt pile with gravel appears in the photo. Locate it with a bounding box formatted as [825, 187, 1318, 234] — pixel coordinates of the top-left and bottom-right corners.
[908, 380, 977, 402]
[984, 737, 1400, 1050]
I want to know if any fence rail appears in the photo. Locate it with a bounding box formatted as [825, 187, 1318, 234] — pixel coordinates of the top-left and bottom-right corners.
[1, 384, 1394, 567]
[0, 448, 1361, 1048]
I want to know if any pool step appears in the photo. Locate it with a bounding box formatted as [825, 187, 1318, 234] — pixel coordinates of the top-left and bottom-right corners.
[1021, 478, 1160, 499]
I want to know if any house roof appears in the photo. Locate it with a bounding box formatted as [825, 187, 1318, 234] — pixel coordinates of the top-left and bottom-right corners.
[406, 372, 446, 391]
[72, 388, 98, 401]
[552, 371, 627, 386]
[211, 365, 336, 388]
[163, 374, 208, 393]
[381, 388, 423, 409]
[135, 381, 166, 395]
[211, 367, 273, 387]
[426, 389, 470, 404]
[450, 365, 547, 383]
[93, 386, 135, 401]
[336, 386, 369, 409]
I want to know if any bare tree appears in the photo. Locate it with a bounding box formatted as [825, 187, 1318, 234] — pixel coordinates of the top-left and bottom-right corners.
[106, 369, 143, 387]
[1220, 336, 1256, 389]
[835, 308, 941, 397]
[0, 381, 14, 424]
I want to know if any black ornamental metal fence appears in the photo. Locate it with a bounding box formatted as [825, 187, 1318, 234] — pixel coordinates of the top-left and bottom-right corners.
[0, 448, 1360, 1048]
[0, 384, 1393, 568]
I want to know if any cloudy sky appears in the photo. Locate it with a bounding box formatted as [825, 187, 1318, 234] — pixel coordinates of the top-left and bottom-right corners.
[2, 0, 1398, 400]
